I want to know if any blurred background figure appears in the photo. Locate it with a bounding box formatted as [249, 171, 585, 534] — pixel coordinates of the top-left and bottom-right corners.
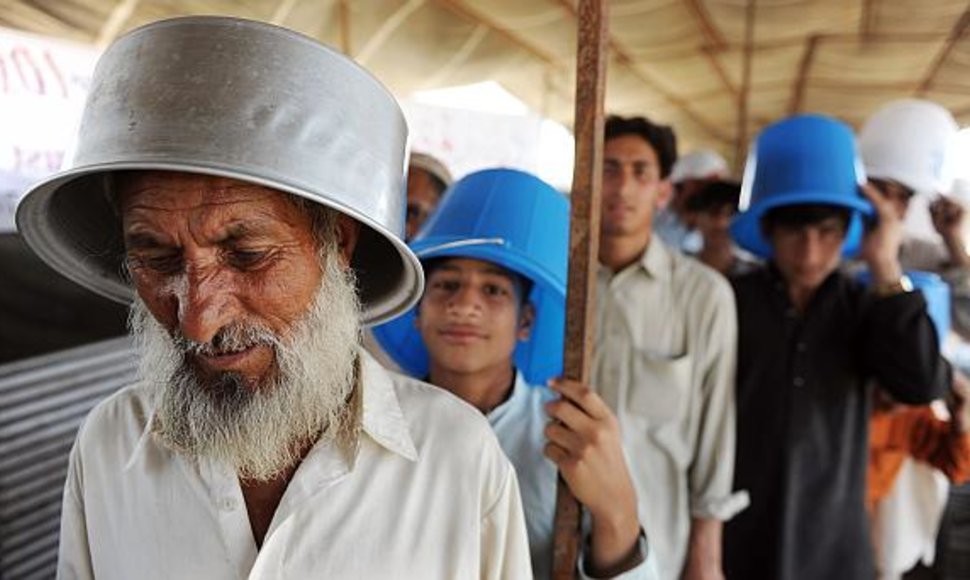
[685, 180, 759, 278]
[866, 271, 970, 580]
[859, 99, 970, 340]
[859, 100, 970, 580]
[406, 152, 453, 240]
[655, 149, 728, 253]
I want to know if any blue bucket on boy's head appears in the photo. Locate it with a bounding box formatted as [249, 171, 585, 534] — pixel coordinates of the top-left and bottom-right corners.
[855, 270, 951, 346]
[730, 114, 875, 259]
[372, 168, 569, 385]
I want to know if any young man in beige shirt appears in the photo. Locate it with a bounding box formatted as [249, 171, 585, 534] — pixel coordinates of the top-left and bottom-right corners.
[591, 116, 747, 580]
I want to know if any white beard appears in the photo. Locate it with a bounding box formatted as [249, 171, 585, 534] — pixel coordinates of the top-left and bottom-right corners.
[130, 254, 361, 481]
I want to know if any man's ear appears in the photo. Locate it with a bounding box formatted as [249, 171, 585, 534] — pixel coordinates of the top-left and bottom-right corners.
[656, 179, 673, 210]
[517, 303, 536, 341]
[335, 214, 361, 267]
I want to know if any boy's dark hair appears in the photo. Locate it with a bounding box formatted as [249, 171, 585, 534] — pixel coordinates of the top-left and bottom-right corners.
[686, 180, 742, 214]
[604, 115, 678, 179]
[760, 204, 852, 236]
[422, 258, 533, 308]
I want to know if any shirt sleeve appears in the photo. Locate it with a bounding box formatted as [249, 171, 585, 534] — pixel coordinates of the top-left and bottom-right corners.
[862, 291, 950, 404]
[480, 465, 534, 580]
[56, 440, 95, 580]
[577, 529, 661, 580]
[688, 278, 750, 521]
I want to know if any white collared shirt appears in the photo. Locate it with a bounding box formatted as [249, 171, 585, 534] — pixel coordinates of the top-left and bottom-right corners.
[57, 350, 532, 579]
[489, 373, 658, 580]
[594, 238, 748, 579]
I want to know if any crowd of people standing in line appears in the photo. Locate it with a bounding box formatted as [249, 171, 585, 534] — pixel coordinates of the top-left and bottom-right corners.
[14, 14, 970, 580]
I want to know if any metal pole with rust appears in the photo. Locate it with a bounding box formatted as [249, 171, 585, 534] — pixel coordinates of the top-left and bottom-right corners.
[551, 0, 609, 577]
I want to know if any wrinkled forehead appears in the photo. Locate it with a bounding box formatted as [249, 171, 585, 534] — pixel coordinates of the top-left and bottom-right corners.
[115, 170, 295, 212]
[114, 171, 322, 253]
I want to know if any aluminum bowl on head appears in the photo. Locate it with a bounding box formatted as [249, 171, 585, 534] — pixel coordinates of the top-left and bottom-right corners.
[15, 16, 422, 326]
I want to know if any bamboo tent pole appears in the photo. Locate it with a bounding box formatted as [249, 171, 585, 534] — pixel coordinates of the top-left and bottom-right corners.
[551, 0, 609, 577]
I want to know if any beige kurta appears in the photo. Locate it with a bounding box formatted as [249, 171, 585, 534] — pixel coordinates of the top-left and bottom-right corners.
[593, 238, 748, 580]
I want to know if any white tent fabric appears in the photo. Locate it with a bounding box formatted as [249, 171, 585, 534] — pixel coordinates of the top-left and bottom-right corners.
[0, 0, 966, 171]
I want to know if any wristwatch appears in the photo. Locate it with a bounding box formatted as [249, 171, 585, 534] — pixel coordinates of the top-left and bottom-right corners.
[873, 274, 914, 297]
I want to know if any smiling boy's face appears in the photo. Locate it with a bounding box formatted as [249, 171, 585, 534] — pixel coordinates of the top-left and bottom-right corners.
[417, 257, 533, 379]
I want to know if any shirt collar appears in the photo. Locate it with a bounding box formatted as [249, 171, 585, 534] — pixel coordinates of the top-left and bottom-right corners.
[598, 235, 671, 287]
[638, 235, 672, 281]
[125, 391, 155, 471]
[125, 348, 419, 471]
[486, 370, 529, 422]
[358, 349, 419, 462]
[765, 260, 844, 308]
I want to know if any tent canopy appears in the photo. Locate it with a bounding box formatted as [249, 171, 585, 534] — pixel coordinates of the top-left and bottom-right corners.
[1, 0, 968, 167]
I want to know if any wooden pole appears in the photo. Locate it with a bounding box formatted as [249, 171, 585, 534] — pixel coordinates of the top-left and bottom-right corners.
[551, 0, 609, 578]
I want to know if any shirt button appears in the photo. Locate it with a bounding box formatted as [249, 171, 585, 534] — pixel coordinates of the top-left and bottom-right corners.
[793, 377, 805, 387]
[785, 308, 797, 318]
[220, 498, 239, 511]
[796, 342, 807, 353]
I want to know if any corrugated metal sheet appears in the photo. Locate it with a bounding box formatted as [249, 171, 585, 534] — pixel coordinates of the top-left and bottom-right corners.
[0, 337, 136, 580]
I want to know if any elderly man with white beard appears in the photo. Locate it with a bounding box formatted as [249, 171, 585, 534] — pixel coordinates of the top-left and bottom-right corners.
[15, 16, 531, 580]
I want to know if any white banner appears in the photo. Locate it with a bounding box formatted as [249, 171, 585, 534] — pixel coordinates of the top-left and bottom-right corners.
[0, 27, 98, 232]
[402, 100, 574, 190]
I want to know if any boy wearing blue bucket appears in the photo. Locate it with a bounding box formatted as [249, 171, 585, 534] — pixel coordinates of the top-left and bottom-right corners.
[373, 168, 655, 579]
[723, 114, 951, 580]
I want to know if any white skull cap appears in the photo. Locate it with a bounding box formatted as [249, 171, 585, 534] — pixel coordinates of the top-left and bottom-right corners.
[670, 150, 729, 184]
[409, 152, 453, 188]
[860, 99, 959, 196]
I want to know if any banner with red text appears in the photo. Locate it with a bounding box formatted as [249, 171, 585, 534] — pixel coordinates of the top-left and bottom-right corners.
[0, 27, 98, 232]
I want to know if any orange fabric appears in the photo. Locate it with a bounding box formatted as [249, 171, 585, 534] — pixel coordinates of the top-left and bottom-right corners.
[867, 406, 970, 510]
